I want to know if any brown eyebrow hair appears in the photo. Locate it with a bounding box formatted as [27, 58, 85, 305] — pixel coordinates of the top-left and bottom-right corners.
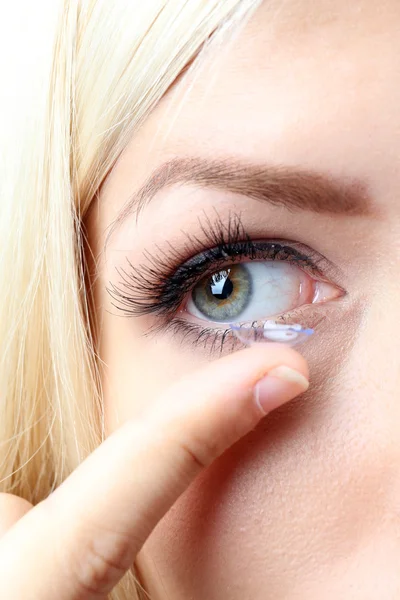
[104, 156, 373, 249]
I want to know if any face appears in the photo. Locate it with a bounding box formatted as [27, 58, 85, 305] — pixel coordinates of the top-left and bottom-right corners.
[85, 1, 400, 598]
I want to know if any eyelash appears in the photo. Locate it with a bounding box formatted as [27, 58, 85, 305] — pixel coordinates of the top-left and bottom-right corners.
[106, 211, 337, 342]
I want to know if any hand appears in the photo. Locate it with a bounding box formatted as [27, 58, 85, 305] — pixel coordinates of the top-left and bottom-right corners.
[0, 344, 309, 599]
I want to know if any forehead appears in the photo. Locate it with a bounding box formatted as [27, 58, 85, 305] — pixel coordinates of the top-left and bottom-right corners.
[117, 0, 400, 213]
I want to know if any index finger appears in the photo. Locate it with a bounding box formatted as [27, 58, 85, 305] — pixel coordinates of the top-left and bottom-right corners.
[0, 344, 309, 600]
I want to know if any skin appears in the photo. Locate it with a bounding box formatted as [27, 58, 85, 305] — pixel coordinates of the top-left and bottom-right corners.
[86, 0, 400, 597]
[0, 346, 308, 598]
[0, 1, 399, 599]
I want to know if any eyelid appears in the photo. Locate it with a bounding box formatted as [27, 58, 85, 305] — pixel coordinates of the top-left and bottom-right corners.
[256, 239, 343, 286]
[154, 298, 340, 355]
[175, 238, 343, 290]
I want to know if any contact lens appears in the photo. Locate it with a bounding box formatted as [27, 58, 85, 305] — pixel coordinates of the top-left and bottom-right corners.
[230, 321, 314, 347]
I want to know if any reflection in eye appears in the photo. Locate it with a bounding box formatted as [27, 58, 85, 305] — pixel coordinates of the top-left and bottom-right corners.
[186, 261, 341, 324]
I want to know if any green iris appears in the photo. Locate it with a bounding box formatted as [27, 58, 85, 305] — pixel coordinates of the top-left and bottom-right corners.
[191, 265, 252, 321]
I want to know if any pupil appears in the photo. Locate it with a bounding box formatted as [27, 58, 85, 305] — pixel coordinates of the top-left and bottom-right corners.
[210, 272, 234, 300]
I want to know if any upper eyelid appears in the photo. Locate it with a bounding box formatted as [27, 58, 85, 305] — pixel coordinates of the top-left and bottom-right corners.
[166, 211, 344, 285]
[172, 239, 341, 287]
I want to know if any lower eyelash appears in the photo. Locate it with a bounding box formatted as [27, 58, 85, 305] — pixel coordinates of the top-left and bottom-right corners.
[143, 302, 337, 355]
[148, 318, 240, 355]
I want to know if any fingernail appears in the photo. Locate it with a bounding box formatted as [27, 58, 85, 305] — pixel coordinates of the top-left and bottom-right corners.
[254, 366, 309, 415]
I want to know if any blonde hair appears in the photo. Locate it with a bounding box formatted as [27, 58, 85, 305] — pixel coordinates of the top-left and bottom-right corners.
[0, 1, 261, 597]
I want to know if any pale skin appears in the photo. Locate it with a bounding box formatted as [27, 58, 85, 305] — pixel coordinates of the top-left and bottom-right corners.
[0, 348, 309, 598]
[2, 0, 400, 598]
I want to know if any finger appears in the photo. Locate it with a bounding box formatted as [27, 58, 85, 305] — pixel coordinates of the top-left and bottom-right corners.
[0, 493, 33, 537]
[0, 344, 309, 600]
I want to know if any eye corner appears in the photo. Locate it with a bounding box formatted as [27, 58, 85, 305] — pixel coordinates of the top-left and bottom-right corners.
[313, 280, 347, 304]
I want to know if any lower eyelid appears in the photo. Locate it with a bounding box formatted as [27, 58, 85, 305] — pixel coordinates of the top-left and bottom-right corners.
[181, 295, 344, 335]
[163, 297, 345, 356]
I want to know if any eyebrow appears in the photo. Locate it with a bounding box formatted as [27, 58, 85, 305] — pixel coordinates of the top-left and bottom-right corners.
[104, 156, 373, 248]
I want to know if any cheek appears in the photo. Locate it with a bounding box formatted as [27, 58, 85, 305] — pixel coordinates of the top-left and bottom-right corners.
[135, 301, 400, 598]
[101, 312, 210, 434]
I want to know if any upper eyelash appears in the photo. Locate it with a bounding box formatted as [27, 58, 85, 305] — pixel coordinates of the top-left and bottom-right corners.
[105, 210, 330, 320]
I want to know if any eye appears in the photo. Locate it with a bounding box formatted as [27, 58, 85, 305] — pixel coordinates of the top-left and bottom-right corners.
[184, 261, 342, 324]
